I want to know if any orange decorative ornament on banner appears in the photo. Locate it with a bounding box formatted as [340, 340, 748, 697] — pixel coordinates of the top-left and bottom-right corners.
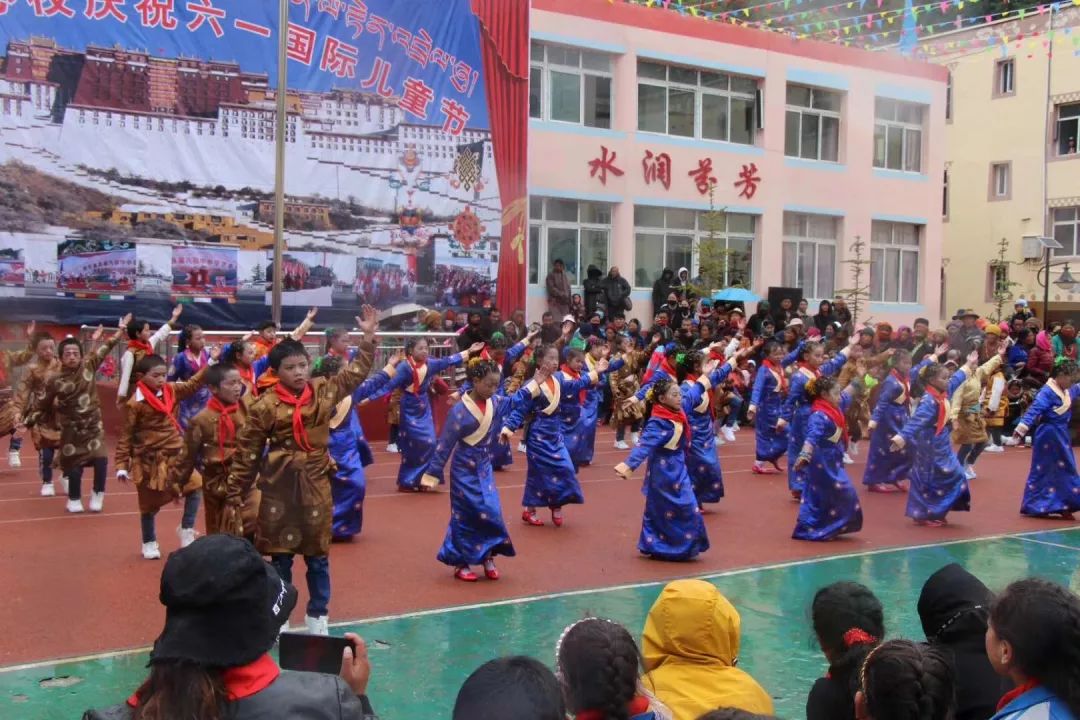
[453, 206, 482, 251]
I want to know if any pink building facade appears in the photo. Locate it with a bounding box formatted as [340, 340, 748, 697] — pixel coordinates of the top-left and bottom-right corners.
[526, 0, 947, 327]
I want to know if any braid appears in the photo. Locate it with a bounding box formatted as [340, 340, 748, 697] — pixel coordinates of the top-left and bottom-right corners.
[600, 632, 630, 720]
[812, 582, 884, 712]
[861, 640, 955, 720]
[556, 618, 641, 719]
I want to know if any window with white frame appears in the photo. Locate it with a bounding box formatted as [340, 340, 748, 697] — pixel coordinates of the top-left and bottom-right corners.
[873, 98, 925, 173]
[869, 221, 920, 304]
[637, 60, 757, 144]
[529, 42, 613, 128]
[528, 197, 611, 286]
[991, 162, 1010, 200]
[784, 85, 841, 162]
[632, 207, 755, 289]
[1056, 103, 1079, 157]
[986, 262, 1010, 302]
[781, 213, 838, 300]
[995, 58, 1015, 96]
[1053, 207, 1080, 257]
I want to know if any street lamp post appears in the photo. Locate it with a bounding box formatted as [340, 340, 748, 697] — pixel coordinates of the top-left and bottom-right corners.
[1025, 235, 1064, 322]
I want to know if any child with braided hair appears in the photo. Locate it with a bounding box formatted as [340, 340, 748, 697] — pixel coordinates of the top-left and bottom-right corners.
[1010, 358, 1080, 520]
[855, 639, 956, 720]
[792, 375, 863, 541]
[574, 337, 625, 467]
[890, 353, 979, 527]
[987, 577, 1080, 719]
[169, 323, 212, 431]
[615, 376, 709, 561]
[555, 617, 669, 720]
[424, 358, 519, 582]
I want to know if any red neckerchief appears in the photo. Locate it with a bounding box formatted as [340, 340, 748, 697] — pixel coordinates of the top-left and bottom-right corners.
[475, 397, 487, 413]
[127, 338, 154, 356]
[253, 336, 275, 353]
[891, 368, 910, 398]
[128, 654, 280, 707]
[812, 398, 849, 445]
[708, 348, 725, 361]
[577, 696, 651, 720]
[764, 358, 788, 393]
[273, 383, 315, 452]
[237, 364, 257, 397]
[651, 403, 692, 444]
[136, 381, 181, 434]
[997, 680, 1040, 711]
[208, 396, 239, 461]
[925, 386, 949, 434]
[561, 363, 586, 402]
[407, 357, 426, 393]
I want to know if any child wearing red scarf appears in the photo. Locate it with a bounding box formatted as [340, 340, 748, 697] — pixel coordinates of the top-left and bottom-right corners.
[116, 352, 213, 560]
[116, 305, 183, 407]
[615, 376, 709, 561]
[225, 307, 379, 636]
[792, 376, 863, 541]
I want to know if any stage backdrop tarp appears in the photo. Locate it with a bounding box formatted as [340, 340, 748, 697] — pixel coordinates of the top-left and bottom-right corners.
[0, 0, 527, 328]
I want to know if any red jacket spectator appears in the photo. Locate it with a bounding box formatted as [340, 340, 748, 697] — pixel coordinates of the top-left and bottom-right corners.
[1025, 330, 1054, 382]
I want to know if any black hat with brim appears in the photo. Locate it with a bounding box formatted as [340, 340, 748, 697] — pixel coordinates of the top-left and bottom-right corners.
[150, 535, 298, 668]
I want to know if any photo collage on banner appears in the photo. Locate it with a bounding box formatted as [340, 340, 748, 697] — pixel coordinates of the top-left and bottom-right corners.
[0, 0, 505, 326]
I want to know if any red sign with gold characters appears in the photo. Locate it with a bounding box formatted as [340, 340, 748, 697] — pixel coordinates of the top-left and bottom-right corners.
[586, 145, 763, 199]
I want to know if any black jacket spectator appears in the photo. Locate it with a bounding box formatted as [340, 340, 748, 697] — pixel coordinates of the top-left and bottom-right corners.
[652, 268, 675, 314]
[583, 265, 606, 316]
[813, 301, 835, 334]
[602, 267, 632, 316]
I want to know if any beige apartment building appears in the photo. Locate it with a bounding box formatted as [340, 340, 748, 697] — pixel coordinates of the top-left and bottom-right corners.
[929, 5, 1080, 322]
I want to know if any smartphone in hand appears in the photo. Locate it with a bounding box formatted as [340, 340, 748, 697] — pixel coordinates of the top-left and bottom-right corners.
[278, 632, 355, 675]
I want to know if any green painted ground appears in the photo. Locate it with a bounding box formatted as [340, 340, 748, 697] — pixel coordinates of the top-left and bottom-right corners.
[4, 529, 1079, 720]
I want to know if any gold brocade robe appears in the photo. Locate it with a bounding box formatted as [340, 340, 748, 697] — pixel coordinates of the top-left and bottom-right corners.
[609, 348, 648, 426]
[115, 368, 208, 514]
[14, 356, 61, 449]
[26, 335, 120, 472]
[0, 346, 34, 436]
[227, 341, 375, 557]
[950, 356, 1002, 445]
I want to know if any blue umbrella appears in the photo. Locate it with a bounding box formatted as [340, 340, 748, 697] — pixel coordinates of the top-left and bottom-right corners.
[712, 287, 761, 303]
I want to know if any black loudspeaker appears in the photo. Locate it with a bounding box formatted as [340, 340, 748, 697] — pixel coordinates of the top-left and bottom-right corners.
[767, 286, 803, 310]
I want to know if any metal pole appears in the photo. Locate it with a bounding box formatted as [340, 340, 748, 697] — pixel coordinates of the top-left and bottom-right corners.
[271, 0, 288, 326]
[1040, 3, 1056, 323]
[1044, 247, 1051, 323]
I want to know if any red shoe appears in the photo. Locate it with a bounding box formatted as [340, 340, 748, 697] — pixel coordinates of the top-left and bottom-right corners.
[551, 507, 564, 527]
[1059, 512, 1075, 520]
[790, 490, 802, 501]
[914, 519, 947, 527]
[454, 567, 479, 582]
[483, 561, 500, 580]
[522, 510, 544, 526]
[752, 464, 779, 475]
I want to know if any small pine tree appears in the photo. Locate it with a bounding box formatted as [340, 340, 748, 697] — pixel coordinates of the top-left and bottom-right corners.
[690, 182, 745, 299]
[835, 235, 872, 330]
[989, 236, 1020, 324]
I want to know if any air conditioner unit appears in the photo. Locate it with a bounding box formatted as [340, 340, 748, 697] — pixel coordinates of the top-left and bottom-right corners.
[1021, 236, 1044, 260]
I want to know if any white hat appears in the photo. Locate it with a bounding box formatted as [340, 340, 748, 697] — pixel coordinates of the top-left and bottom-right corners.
[787, 318, 804, 328]
[1015, 298, 1029, 307]
[562, 314, 577, 324]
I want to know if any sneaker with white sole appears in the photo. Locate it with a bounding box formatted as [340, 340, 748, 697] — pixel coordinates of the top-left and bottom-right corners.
[58, 475, 69, 495]
[964, 465, 977, 480]
[177, 526, 197, 548]
[141, 541, 161, 560]
[843, 453, 854, 465]
[849, 442, 859, 458]
[40, 482, 55, 497]
[983, 444, 1004, 454]
[66, 498, 84, 513]
[630, 431, 639, 446]
[1004, 436, 1019, 447]
[8, 450, 21, 468]
[614, 440, 629, 450]
[89, 491, 104, 512]
[721, 426, 736, 443]
[386, 443, 399, 453]
[304, 615, 329, 636]
[517, 442, 527, 454]
[1024, 437, 1032, 447]
[715, 435, 726, 446]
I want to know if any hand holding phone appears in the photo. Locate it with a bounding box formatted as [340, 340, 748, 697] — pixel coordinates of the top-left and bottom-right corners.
[339, 633, 371, 697]
[279, 632, 355, 676]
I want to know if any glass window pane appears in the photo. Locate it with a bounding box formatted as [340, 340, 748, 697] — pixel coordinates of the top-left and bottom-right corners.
[547, 199, 577, 222]
[727, 235, 752, 287]
[875, 97, 893, 120]
[669, 66, 697, 85]
[813, 89, 841, 112]
[583, 75, 611, 128]
[634, 206, 665, 228]
[528, 225, 541, 284]
[666, 209, 696, 230]
[731, 75, 757, 95]
[580, 202, 610, 225]
[700, 71, 728, 89]
[784, 213, 806, 237]
[666, 234, 694, 276]
[807, 215, 837, 239]
[821, 115, 840, 162]
[638, 60, 667, 80]
[899, 102, 923, 124]
[904, 128, 922, 172]
[635, 233, 665, 287]
[1057, 118, 1078, 156]
[727, 213, 754, 234]
[901, 249, 918, 303]
[782, 241, 798, 288]
[547, 228, 579, 284]
[816, 243, 835, 299]
[668, 88, 695, 137]
[785, 111, 800, 157]
[870, 247, 884, 302]
[799, 243, 816, 296]
[549, 71, 581, 123]
[547, 46, 579, 68]
[800, 112, 820, 160]
[701, 93, 729, 141]
[1061, 104, 1080, 119]
[887, 125, 903, 170]
[871, 220, 890, 245]
[530, 42, 544, 62]
[730, 97, 754, 145]
[1054, 222, 1075, 257]
[873, 123, 887, 168]
[884, 248, 900, 303]
[581, 229, 609, 272]
[787, 85, 811, 108]
[1054, 207, 1077, 223]
[529, 196, 543, 220]
[638, 83, 667, 133]
[529, 67, 542, 119]
[581, 51, 610, 72]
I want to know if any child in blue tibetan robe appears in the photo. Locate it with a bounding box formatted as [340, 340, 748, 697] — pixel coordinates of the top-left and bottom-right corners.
[382, 337, 484, 492]
[863, 348, 941, 493]
[890, 354, 978, 526]
[573, 337, 625, 467]
[314, 350, 400, 541]
[168, 324, 212, 431]
[783, 337, 854, 498]
[615, 376, 708, 561]
[502, 343, 607, 528]
[792, 375, 863, 541]
[557, 346, 608, 468]
[676, 342, 755, 507]
[749, 340, 803, 475]
[424, 359, 521, 583]
[1012, 358, 1080, 519]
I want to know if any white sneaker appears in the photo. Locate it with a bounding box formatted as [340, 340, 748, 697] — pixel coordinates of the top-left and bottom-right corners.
[8, 450, 21, 468]
[517, 442, 527, 454]
[983, 444, 1004, 454]
[66, 498, 84, 514]
[40, 482, 55, 497]
[849, 442, 859, 458]
[141, 541, 161, 560]
[1004, 437, 1019, 447]
[1024, 437, 1032, 447]
[722, 426, 736, 443]
[964, 465, 977, 480]
[843, 453, 854, 465]
[630, 432, 639, 446]
[386, 443, 399, 453]
[304, 615, 329, 636]
[177, 526, 197, 548]
[614, 440, 629, 450]
[715, 434, 726, 446]
[89, 491, 104, 512]
[58, 475, 69, 495]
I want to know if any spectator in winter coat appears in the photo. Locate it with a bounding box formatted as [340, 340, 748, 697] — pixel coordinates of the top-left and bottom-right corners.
[583, 265, 606, 316]
[813, 301, 835, 334]
[652, 268, 676, 314]
[602, 266, 632, 317]
[545, 259, 572, 317]
[1025, 330, 1054, 383]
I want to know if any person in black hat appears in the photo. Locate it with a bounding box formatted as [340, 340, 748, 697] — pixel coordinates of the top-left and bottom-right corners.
[82, 535, 378, 720]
